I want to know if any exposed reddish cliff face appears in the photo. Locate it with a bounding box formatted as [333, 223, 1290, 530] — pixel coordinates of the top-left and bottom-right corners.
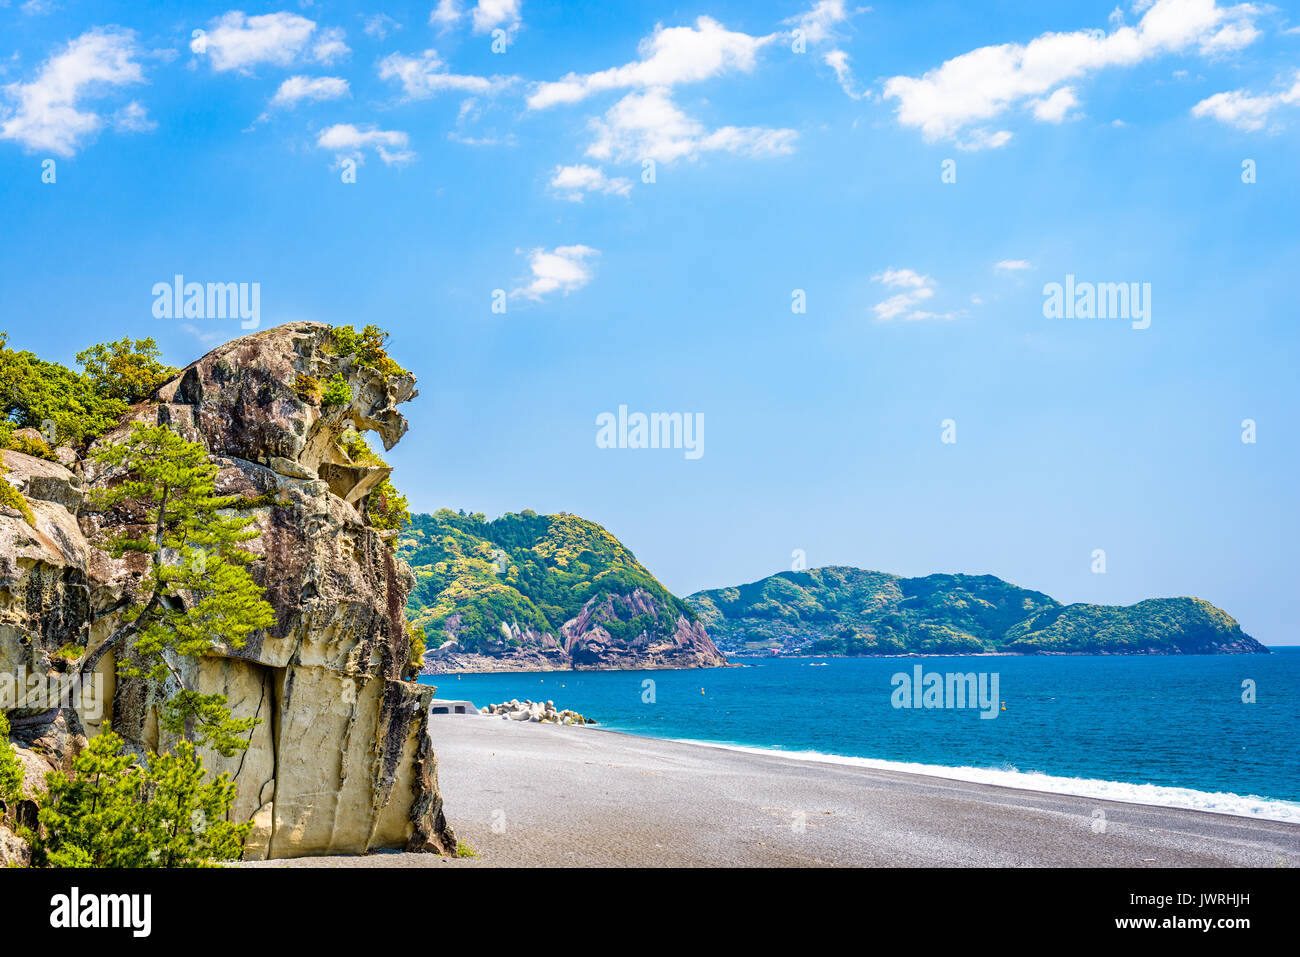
[424, 586, 728, 674]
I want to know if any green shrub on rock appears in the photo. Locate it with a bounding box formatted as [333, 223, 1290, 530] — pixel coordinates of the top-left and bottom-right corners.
[35, 733, 249, 868]
[321, 373, 352, 408]
[0, 713, 23, 810]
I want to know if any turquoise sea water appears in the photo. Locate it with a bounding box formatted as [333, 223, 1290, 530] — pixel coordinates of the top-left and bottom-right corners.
[420, 649, 1300, 815]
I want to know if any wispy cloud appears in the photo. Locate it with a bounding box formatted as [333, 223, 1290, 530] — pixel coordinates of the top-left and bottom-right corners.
[447, 96, 517, 146]
[363, 14, 402, 41]
[994, 259, 1033, 272]
[784, 0, 864, 98]
[1192, 70, 1300, 130]
[586, 88, 796, 164]
[527, 17, 774, 110]
[785, 0, 853, 46]
[316, 122, 414, 166]
[111, 100, 155, 133]
[956, 128, 1012, 151]
[270, 74, 349, 109]
[431, 0, 522, 44]
[549, 164, 632, 201]
[312, 27, 350, 66]
[823, 49, 861, 99]
[871, 268, 962, 321]
[378, 49, 513, 98]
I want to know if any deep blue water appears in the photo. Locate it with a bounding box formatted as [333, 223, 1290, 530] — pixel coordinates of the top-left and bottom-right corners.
[420, 649, 1300, 810]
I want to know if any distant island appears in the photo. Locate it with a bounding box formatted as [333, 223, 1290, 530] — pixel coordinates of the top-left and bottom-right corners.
[403, 511, 1266, 671]
[399, 510, 726, 672]
[687, 566, 1268, 657]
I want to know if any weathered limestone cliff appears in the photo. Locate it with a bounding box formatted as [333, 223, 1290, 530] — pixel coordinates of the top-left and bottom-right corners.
[0, 322, 454, 860]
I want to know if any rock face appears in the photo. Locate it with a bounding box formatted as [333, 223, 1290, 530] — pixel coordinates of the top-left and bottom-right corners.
[424, 587, 727, 674]
[0, 823, 29, 867]
[0, 322, 455, 860]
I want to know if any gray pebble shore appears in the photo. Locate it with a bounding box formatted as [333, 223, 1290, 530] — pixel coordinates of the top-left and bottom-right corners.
[246, 717, 1300, 868]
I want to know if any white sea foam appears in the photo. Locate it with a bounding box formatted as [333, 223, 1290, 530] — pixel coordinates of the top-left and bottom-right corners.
[669, 738, 1300, 824]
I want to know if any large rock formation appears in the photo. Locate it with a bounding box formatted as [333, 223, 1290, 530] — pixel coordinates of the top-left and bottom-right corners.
[0, 322, 455, 859]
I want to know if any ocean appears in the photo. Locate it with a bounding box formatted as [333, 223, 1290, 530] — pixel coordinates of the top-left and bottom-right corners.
[419, 648, 1300, 822]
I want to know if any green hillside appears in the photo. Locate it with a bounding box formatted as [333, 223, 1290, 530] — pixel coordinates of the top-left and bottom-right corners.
[399, 509, 697, 658]
[687, 567, 1267, 656]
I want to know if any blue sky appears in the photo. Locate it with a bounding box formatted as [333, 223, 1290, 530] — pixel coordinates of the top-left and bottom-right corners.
[2, 1, 1298, 644]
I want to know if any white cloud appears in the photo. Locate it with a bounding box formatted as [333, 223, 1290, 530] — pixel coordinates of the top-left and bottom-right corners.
[785, 1, 864, 97]
[312, 27, 350, 65]
[525, 17, 795, 173]
[823, 49, 862, 99]
[875, 268, 931, 288]
[1031, 86, 1079, 123]
[994, 259, 1033, 271]
[363, 14, 402, 41]
[472, 0, 522, 37]
[430, 0, 463, 31]
[378, 49, 512, 98]
[1192, 70, 1300, 130]
[513, 245, 600, 300]
[528, 17, 774, 110]
[111, 100, 155, 133]
[448, 129, 514, 146]
[872, 268, 960, 321]
[196, 11, 319, 72]
[785, 0, 853, 46]
[270, 74, 349, 108]
[549, 163, 632, 201]
[883, 0, 1263, 147]
[586, 88, 796, 164]
[956, 128, 1013, 151]
[0, 27, 145, 156]
[430, 1, 520, 40]
[446, 96, 516, 146]
[905, 310, 964, 320]
[1198, 18, 1259, 53]
[317, 122, 414, 165]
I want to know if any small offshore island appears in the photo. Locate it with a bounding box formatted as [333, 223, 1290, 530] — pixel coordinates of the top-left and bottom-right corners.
[688, 567, 1268, 658]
